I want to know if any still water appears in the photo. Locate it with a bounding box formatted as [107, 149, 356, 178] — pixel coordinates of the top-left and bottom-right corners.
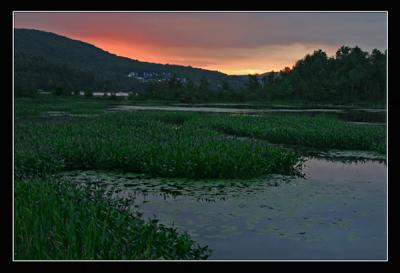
[61, 156, 387, 260]
[109, 105, 346, 113]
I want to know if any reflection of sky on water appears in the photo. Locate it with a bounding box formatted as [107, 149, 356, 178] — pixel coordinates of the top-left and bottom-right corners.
[303, 157, 387, 183]
[61, 157, 387, 260]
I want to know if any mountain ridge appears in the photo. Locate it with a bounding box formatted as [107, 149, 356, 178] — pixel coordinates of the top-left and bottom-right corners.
[14, 28, 248, 92]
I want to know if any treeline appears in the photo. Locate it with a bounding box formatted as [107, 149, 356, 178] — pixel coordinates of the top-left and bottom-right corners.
[128, 46, 387, 103]
[16, 42, 386, 104]
[132, 76, 246, 102]
[258, 46, 387, 103]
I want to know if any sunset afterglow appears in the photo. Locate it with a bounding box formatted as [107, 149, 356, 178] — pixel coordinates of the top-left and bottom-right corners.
[14, 12, 387, 75]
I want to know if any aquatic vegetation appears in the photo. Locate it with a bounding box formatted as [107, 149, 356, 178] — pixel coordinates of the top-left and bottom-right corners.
[14, 96, 127, 117]
[200, 114, 386, 153]
[15, 98, 385, 181]
[14, 178, 210, 260]
[13, 98, 387, 260]
[15, 112, 302, 179]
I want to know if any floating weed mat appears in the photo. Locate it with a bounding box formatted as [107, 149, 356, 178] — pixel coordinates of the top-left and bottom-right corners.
[14, 178, 211, 260]
[57, 170, 298, 203]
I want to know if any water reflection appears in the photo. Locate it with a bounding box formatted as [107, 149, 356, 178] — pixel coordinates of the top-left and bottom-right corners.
[307, 152, 387, 165]
[59, 156, 387, 260]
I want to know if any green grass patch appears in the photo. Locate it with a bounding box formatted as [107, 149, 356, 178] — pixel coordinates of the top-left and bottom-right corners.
[14, 178, 210, 260]
[14, 96, 126, 117]
[15, 112, 302, 179]
[198, 114, 386, 154]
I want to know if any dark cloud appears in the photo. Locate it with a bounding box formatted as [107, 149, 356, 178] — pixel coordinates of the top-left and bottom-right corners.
[14, 12, 387, 74]
[14, 12, 387, 50]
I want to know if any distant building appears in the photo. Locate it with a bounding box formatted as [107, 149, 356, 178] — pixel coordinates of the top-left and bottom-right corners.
[128, 72, 139, 78]
[127, 71, 180, 83]
[178, 77, 187, 84]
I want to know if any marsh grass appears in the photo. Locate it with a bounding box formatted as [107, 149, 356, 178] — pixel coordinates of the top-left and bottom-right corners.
[15, 99, 386, 181]
[199, 114, 386, 154]
[15, 112, 302, 179]
[14, 97, 386, 260]
[14, 178, 210, 260]
[14, 96, 125, 117]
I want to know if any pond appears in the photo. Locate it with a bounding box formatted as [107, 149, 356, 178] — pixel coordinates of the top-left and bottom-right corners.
[60, 155, 387, 260]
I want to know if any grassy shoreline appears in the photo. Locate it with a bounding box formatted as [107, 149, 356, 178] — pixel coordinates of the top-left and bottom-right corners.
[15, 177, 210, 260]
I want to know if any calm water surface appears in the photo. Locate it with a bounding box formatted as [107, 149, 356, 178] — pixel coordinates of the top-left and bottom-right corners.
[61, 156, 387, 260]
[109, 105, 346, 113]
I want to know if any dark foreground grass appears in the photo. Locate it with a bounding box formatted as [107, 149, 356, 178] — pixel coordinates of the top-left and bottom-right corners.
[15, 178, 210, 260]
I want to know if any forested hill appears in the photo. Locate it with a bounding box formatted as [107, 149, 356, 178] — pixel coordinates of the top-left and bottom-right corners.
[264, 47, 387, 103]
[14, 28, 236, 93]
[14, 29, 386, 104]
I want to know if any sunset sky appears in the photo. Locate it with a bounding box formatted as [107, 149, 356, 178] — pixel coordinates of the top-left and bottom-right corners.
[14, 12, 387, 75]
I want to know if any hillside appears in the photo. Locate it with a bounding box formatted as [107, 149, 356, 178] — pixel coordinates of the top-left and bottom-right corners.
[14, 28, 241, 93]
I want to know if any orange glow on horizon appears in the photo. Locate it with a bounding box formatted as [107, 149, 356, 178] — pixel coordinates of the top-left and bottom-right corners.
[14, 12, 387, 76]
[70, 35, 304, 75]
